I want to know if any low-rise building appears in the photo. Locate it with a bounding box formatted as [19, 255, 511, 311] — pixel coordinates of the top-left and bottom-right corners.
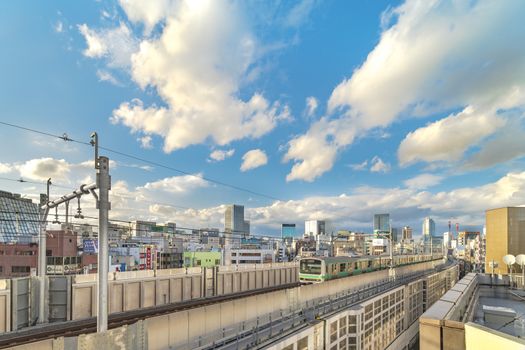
[0, 243, 38, 277]
[183, 251, 222, 267]
[228, 248, 274, 265]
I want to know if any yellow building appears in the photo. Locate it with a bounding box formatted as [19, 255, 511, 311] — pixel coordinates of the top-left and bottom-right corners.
[485, 207, 525, 274]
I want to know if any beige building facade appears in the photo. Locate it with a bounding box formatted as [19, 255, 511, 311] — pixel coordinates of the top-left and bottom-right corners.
[485, 207, 525, 274]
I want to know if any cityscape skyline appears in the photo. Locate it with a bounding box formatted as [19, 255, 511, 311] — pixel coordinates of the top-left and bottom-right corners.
[1, 2, 525, 348]
[2, 0, 525, 236]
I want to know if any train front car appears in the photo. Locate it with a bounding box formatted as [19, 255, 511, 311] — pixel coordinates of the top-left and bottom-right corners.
[299, 257, 324, 283]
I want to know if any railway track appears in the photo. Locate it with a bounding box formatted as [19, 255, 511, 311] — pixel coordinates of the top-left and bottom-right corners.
[0, 282, 301, 349]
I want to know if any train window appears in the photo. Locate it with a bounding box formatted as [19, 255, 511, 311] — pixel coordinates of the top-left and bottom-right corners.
[354, 262, 358, 270]
[340, 263, 346, 271]
[300, 259, 321, 274]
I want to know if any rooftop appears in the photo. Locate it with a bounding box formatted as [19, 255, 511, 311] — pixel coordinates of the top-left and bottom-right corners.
[420, 272, 525, 350]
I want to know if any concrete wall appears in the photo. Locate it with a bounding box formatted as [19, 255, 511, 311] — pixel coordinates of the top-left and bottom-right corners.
[0, 279, 10, 333]
[464, 322, 525, 350]
[71, 263, 298, 321]
[419, 273, 477, 350]
[145, 261, 446, 349]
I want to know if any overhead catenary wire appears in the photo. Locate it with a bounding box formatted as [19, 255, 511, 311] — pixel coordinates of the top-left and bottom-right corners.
[0, 176, 72, 190]
[0, 215, 285, 241]
[0, 121, 280, 201]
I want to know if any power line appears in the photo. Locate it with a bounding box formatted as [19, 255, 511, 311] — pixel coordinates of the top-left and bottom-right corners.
[0, 121, 280, 201]
[0, 215, 283, 241]
[0, 176, 73, 190]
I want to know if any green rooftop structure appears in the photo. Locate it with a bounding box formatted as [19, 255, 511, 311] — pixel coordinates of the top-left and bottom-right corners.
[183, 251, 222, 267]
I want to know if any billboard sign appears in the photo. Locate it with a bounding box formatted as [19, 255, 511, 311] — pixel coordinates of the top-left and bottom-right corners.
[83, 239, 98, 254]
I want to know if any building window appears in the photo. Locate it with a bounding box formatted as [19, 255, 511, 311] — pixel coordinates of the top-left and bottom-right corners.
[12, 266, 30, 273]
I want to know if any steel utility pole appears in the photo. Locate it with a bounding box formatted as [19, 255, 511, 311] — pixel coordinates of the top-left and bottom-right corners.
[38, 180, 50, 324]
[36, 132, 110, 332]
[91, 132, 111, 333]
[38, 180, 97, 323]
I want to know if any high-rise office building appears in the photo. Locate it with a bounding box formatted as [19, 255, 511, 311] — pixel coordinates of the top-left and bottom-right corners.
[243, 220, 250, 235]
[402, 226, 413, 240]
[304, 220, 325, 236]
[225, 205, 245, 234]
[373, 214, 390, 235]
[422, 217, 436, 236]
[485, 207, 525, 274]
[390, 227, 399, 242]
[0, 190, 39, 243]
[281, 224, 296, 238]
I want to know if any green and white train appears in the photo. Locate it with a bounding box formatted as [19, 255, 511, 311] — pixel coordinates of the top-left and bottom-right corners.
[299, 254, 440, 283]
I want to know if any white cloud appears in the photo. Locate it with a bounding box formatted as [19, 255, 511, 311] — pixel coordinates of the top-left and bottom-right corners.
[241, 149, 268, 172]
[96, 69, 121, 86]
[404, 173, 443, 189]
[18, 158, 71, 182]
[398, 106, 506, 166]
[464, 119, 525, 170]
[137, 135, 153, 149]
[349, 160, 368, 171]
[142, 174, 208, 193]
[284, 116, 355, 182]
[285, 0, 525, 181]
[0, 163, 12, 174]
[370, 156, 390, 173]
[118, 0, 175, 34]
[81, 1, 291, 152]
[285, 0, 318, 28]
[208, 149, 235, 162]
[78, 22, 138, 67]
[304, 96, 318, 117]
[55, 21, 64, 33]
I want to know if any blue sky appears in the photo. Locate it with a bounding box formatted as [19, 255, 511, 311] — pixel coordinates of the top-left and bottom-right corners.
[1, 0, 525, 236]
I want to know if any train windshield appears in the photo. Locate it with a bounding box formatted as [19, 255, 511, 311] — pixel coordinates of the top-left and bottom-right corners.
[300, 259, 321, 274]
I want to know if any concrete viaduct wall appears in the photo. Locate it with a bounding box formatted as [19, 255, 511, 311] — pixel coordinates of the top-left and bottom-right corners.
[70, 263, 298, 320]
[145, 260, 443, 349]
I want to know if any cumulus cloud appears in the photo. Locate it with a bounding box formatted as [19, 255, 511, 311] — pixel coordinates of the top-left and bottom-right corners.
[18, 158, 71, 182]
[304, 96, 318, 117]
[464, 119, 525, 170]
[141, 174, 208, 193]
[404, 173, 443, 189]
[80, 1, 291, 152]
[284, 116, 355, 182]
[0, 163, 12, 174]
[285, 0, 525, 181]
[78, 22, 138, 67]
[398, 106, 506, 166]
[208, 149, 235, 162]
[118, 0, 175, 34]
[370, 156, 391, 173]
[241, 149, 268, 172]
